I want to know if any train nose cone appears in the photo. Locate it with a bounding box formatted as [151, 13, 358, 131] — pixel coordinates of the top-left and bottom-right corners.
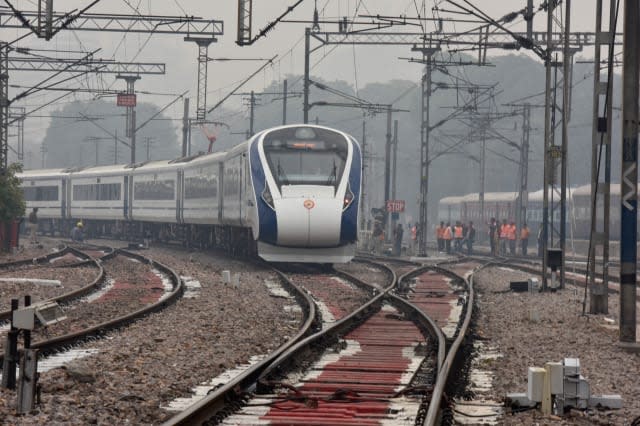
[274, 186, 341, 247]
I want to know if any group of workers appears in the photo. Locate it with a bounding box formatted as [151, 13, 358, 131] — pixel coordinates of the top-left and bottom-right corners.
[434, 218, 531, 257]
[487, 218, 530, 256]
[372, 222, 407, 256]
[435, 221, 476, 255]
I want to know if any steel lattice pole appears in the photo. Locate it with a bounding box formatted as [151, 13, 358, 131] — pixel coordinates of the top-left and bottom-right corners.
[619, 0, 639, 345]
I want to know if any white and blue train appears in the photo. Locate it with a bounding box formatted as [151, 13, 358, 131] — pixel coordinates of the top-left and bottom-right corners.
[18, 124, 362, 263]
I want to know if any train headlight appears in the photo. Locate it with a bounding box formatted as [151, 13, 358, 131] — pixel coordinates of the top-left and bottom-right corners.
[262, 185, 275, 210]
[343, 184, 354, 211]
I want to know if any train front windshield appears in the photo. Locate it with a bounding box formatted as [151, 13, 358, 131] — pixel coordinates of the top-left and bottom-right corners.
[263, 127, 349, 190]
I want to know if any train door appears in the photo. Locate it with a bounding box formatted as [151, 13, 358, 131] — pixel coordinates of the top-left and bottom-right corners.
[61, 178, 67, 218]
[238, 155, 243, 225]
[218, 163, 224, 222]
[243, 154, 255, 230]
[176, 170, 183, 223]
[124, 176, 130, 220]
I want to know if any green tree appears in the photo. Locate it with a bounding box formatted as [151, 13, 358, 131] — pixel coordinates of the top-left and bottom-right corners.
[0, 163, 26, 223]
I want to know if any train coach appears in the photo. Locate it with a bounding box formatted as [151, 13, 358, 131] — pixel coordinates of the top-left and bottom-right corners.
[571, 183, 637, 241]
[437, 188, 573, 240]
[18, 124, 362, 263]
[436, 195, 466, 224]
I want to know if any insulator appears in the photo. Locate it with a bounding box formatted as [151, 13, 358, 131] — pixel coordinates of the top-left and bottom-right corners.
[312, 9, 320, 32]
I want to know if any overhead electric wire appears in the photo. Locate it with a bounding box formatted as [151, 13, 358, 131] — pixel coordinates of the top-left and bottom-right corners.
[207, 56, 277, 114]
[171, 0, 187, 15]
[12, 66, 106, 102]
[390, 82, 418, 104]
[247, 0, 306, 45]
[413, 0, 426, 34]
[136, 90, 188, 132]
[9, 90, 78, 126]
[78, 112, 131, 148]
[441, 0, 546, 59]
[309, 79, 371, 105]
[4, 0, 104, 39]
[285, 0, 359, 91]
[10, 48, 100, 102]
[99, 0, 154, 93]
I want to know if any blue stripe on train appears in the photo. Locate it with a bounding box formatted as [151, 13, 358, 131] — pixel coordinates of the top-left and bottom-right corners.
[249, 138, 278, 245]
[340, 138, 361, 244]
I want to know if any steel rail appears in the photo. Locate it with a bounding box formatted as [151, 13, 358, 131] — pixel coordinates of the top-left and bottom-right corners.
[495, 257, 640, 302]
[370, 255, 486, 424]
[164, 261, 397, 425]
[249, 261, 447, 426]
[0, 246, 110, 322]
[0, 248, 182, 363]
[0, 245, 74, 269]
[255, 260, 398, 376]
[422, 261, 482, 426]
[163, 265, 317, 426]
[165, 258, 475, 425]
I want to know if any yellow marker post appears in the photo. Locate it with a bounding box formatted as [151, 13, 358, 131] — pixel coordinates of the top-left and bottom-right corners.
[541, 362, 553, 415]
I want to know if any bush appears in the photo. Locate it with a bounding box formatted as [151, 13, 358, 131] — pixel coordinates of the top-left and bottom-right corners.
[0, 163, 26, 223]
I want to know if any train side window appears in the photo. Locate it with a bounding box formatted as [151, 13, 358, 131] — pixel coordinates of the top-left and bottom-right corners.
[73, 183, 122, 201]
[185, 173, 218, 199]
[134, 180, 175, 200]
[23, 185, 58, 201]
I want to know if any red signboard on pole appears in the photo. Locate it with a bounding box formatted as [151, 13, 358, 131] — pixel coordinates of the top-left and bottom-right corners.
[117, 93, 137, 107]
[386, 200, 405, 213]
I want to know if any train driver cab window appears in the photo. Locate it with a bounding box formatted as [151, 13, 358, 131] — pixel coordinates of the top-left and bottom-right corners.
[262, 127, 348, 191]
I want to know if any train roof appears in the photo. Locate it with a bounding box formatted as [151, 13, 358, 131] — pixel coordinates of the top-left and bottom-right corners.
[439, 195, 467, 205]
[127, 159, 176, 173]
[439, 192, 514, 205]
[483, 192, 518, 201]
[572, 184, 591, 196]
[68, 164, 131, 176]
[18, 168, 70, 179]
[527, 187, 573, 201]
[225, 140, 249, 158]
[571, 183, 637, 197]
[460, 193, 479, 202]
[180, 151, 227, 166]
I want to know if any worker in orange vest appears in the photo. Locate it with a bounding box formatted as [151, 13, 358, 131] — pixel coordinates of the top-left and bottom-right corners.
[436, 221, 445, 252]
[454, 221, 464, 253]
[443, 222, 453, 254]
[507, 221, 517, 255]
[520, 223, 531, 256]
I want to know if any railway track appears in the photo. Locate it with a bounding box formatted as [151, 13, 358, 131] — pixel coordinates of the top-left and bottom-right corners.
[0, 246, 111, 322]
[0, 247, 182, 365]
[470, 244, 640, 285]
[487, 256, 640, 302]
[1, 239, 323, 420]
[165, 257, 484, 425]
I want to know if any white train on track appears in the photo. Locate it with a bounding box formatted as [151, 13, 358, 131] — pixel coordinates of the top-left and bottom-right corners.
[18, 124, 362, 263]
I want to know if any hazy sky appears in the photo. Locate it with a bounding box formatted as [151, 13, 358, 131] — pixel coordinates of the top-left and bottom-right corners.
[0, 0, 618, 155]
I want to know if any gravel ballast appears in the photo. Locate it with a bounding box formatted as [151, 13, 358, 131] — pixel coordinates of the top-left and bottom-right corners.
[471, 266, 640, 425]
[0, 241, 303, 425]
[0, 264, 99, 312]
[6, 240, 639, 425]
